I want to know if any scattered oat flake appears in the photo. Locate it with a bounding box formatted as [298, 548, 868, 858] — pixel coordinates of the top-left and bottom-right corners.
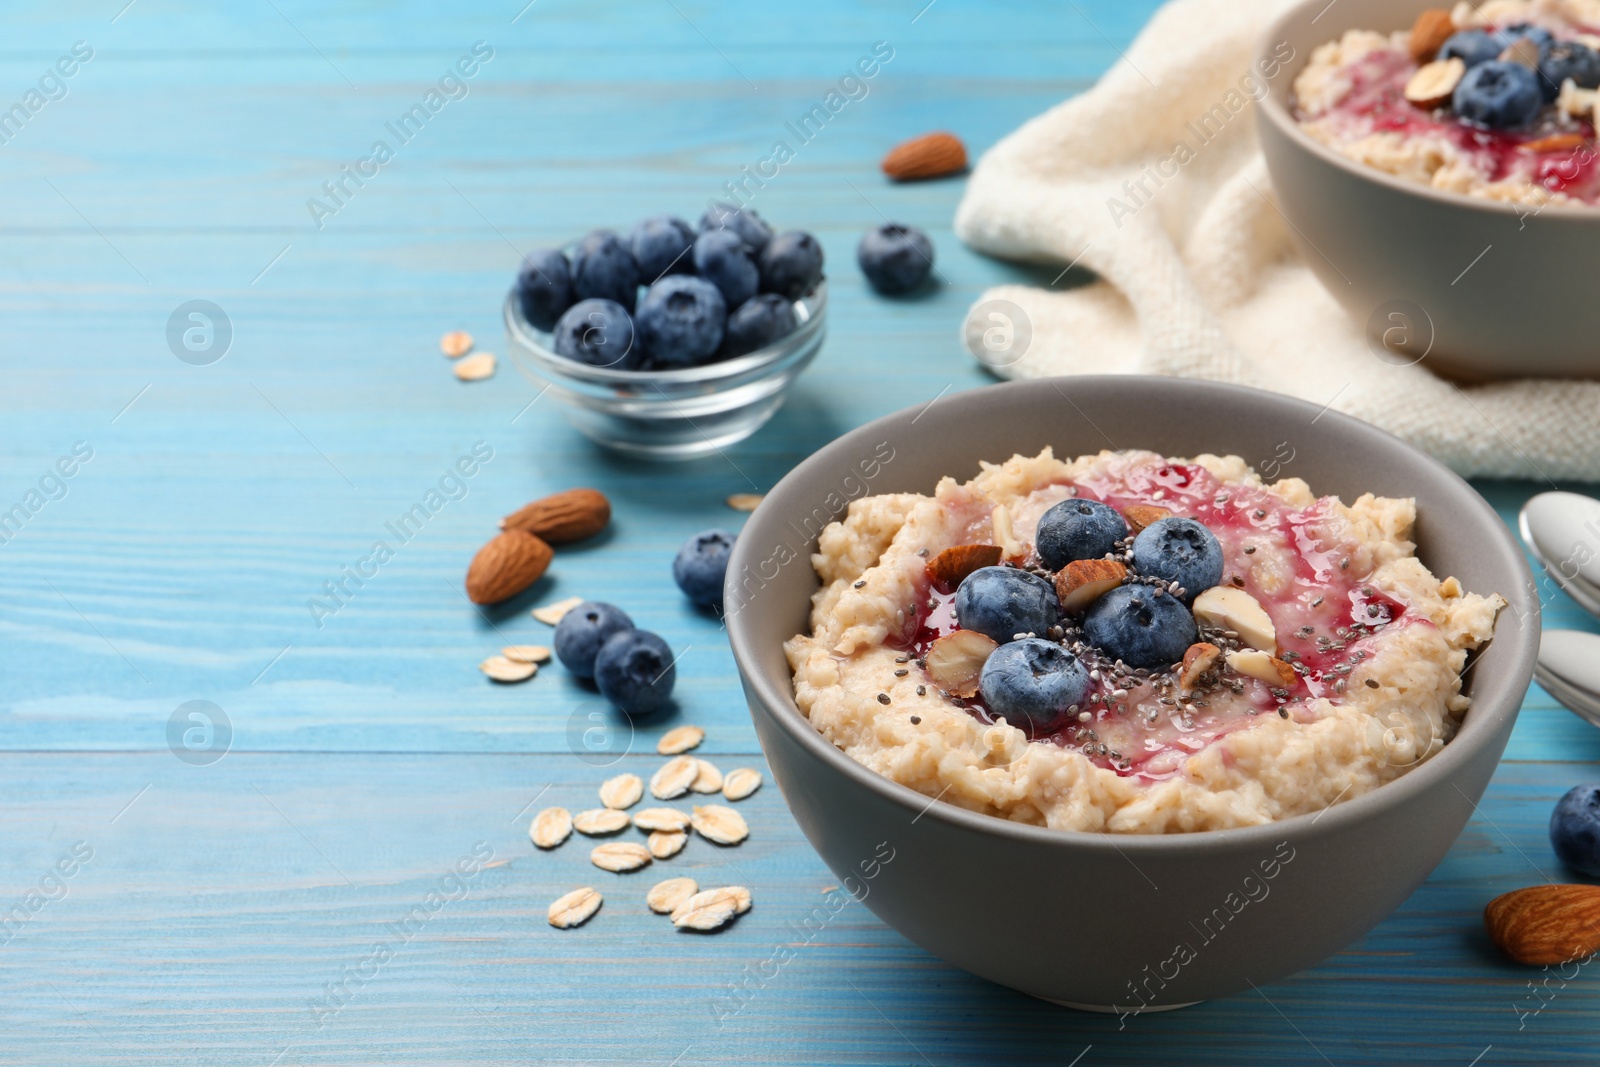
[690, 759, 723, 794]
[690, 804, 749, 845]
[572, 808, 630, 835]
[726, 493, 764, 512]
[647, 830, 687, 859]
[598, 773, 643, 810]
[532, 596, 584, 625]
[479, 655, 536, 683]
[657, 725, 705, 755]
[502, 644, 551, 664]
[529, 807, 572, 849]
[647, 877, 699, 914]
[454, 352, 497, 381]
[547, 886, 601, 928]
[722, 768, 763, 801]
[650, 756, 699, 799]
[591, 841, 652, 872]
[440, 330, 474, 358]
[671, 887, 749, 930]
[633, 807, 690, 832]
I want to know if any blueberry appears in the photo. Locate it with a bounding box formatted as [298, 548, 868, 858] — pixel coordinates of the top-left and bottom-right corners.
[630, 216, 696, 282]
[953, 566, 1060, 645]
[978, 638, 1091, 734]
[1035, 499, 1128, 571]
[857, 223, 934, 295]
[1550, 783, 1600, 877]
[758, 231, 825, 300]
[1130, 517, 1223, 601]
[673, 529, 735, 610]
[692, 229, 760, 309]
[594, 628, 676, 716]
[1503, 23, 1556, 52]
[571, 230, 641, 312]
[516, 249, 573, 331]
[553, 601, 635, 679]
[551, 298, 640, 369]
[1439, 29, 1508, 68]
[1082, 585, 1197, 670]
[721, 293, 798, 358]
[1537, 40, 1600, 100]
[636, 276, 727, 368]
[698, 202, 773, 253]
[1453, 59, 1543, 128]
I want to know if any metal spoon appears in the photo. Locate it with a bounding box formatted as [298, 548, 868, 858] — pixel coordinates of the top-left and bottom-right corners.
[1536, 629, 1600, 729]
[1518, 491, 1600, 619]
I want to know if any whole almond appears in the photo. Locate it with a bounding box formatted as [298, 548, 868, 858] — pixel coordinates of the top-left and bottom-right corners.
[1179, 642, 1221, 691]
[1522, 133, 1589, 154]
[881, 131, 967, 182]
[1404, 57, 1465, 109]
[465, 529, 553, 605]
[925, 629, 999, 698]
[500, 488, 611, 543]
[1054, 559, 1127, 613]
[1409, 8, 1456, 63]
[1484, 884, 1600, 965]
[926, 544, 1002, 589]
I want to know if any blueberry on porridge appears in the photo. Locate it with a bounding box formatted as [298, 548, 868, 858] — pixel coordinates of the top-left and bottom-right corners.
[1294, 1, 1600, 205]
[783, 450, 1504, 834]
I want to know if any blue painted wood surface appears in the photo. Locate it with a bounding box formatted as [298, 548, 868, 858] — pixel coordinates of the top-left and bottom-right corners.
[2, 1, 1598, 1063]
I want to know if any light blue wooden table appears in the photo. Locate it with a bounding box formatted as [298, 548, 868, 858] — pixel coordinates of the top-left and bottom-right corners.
[3, 2, 1598, 1063]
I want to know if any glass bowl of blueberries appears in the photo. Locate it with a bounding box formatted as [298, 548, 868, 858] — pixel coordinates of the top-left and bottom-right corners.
[504, 203, 827, 459]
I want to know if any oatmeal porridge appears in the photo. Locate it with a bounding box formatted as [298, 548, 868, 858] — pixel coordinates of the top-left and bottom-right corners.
[783, 449, 1503, 834]
[1295, 1, 1600, 204]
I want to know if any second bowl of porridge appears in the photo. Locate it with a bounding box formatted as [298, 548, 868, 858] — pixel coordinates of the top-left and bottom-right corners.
[1258, 0, 1600, 379]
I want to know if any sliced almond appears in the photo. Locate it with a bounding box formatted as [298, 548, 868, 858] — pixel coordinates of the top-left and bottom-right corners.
[1521, 132, 1589, 154]
[1499, 38, 1541, 69]
[1404, 57, 1466, 108]
[1122, 505, 1172, 535]
[924, 629, 999, 698]
[572, 808, 630, 835]
[647, 876, 698, 914]
[690, 804, 749, 845]
[1558, 78, 1597, 118]
[1192, 586, 1276, 651]
[925, 544, 1002, 589]
[598, 773, 643, 810]
[547, 886, 601, 928]
[1179, 642, 1221, 691]
[532, 595, 584, 625]
[439, 329, 474, 358]
[479, 655, 536, 683]
[650, 756, 699, 799]
[529, 806, 572, 849]
[726, 493, 764, 512]
[1409, 8, 1457, 63]
[453, 351, 496, 381]
[633, 807, 690, 832]
[672, 892, 738, 931]
[722, 767, 762, 801]
[590, 841, 652, 872]
[502, 644, 552, 664]
[657, 725, 705, 755]
[1054, 558, 1127, 613]
[690, 758, 724, 794]
[648, 830, 687, 859]
[1226, 648, 1297, 688]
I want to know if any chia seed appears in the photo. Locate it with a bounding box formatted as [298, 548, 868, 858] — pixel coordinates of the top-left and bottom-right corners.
[916, 685, 926, 696]
[854, 580, 866, 588]
[894, 669, 908, 677]
[1310, 596, 1323, 608]
[876, 693, 890, 705]
[1254, 509, 1266, 519]
[1364, 678, 1379, 689]
[1244, 545, 1256, 554]
[917, 548, 928, 557]
[909, 715, 921, 725]
[1278, 708, 1289, 718]
[895, 655, 909, 663]
[1339, 557, 1349, 570]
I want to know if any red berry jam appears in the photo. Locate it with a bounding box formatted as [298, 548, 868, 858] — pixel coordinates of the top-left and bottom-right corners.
[894, 457, 1417, 781]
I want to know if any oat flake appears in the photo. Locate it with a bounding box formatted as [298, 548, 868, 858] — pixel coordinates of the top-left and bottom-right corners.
[690, 804, 749, 845]
[590, 841, 652, 872]
[721, 768, 763, 801]
[657, 725, 705, 755]
[547, 886, 601, 928]
[598, 773, 643, 810]
[650, 756, 699, 799]
[572, 808, 630, 835]
[529, 807, 572, 849]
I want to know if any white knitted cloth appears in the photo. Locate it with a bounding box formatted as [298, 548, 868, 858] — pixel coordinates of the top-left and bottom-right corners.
[953, 0, 1600, 481]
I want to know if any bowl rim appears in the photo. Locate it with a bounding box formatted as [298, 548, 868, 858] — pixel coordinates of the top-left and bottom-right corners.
[725, 376, 1539, 854]
[1256, 0, 1600, 221]
[503, 280, 827, 387]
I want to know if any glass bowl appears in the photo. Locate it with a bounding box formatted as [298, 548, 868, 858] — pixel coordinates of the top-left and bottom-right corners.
[503, 283, 827, 459]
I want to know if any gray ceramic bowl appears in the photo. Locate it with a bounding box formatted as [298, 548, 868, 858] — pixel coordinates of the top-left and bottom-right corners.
[1257, 0, 1600, 381]
[724, 377, 1537, 1009]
